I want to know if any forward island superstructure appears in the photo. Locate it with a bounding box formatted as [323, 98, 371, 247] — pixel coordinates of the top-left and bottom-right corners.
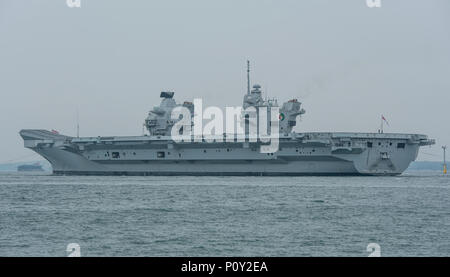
[20, 64, 434, 176]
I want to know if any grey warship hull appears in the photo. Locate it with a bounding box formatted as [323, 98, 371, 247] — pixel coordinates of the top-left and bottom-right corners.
[20, 129, 433, 176]
[19, 63, 435, 175]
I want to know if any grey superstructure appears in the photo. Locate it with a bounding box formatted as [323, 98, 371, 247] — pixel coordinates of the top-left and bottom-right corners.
[20, 65, 434, 176]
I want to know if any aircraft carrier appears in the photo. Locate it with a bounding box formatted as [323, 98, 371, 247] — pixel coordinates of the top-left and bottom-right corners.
[19, 64, 434, 176]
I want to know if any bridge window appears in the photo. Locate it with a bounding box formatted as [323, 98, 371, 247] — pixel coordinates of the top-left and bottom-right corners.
[112, 152, 120, 159]
[157, 151, 165, 158]
[367, 142, 373, 148]
[397, 143, 406, 149]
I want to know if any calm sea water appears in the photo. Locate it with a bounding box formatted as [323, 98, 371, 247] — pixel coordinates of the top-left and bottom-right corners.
[0, 171, 449, 257]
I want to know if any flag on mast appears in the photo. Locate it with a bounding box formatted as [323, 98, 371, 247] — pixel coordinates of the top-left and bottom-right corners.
[381, 115, 389, 126]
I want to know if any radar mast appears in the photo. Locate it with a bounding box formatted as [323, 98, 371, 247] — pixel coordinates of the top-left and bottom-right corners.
[247, 60, 250, 95]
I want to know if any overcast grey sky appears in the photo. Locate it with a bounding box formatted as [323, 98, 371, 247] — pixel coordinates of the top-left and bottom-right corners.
[0, 0, 449, 162]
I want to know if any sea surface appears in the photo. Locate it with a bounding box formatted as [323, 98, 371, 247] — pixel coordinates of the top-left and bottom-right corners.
[0, 171, 449, 257]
